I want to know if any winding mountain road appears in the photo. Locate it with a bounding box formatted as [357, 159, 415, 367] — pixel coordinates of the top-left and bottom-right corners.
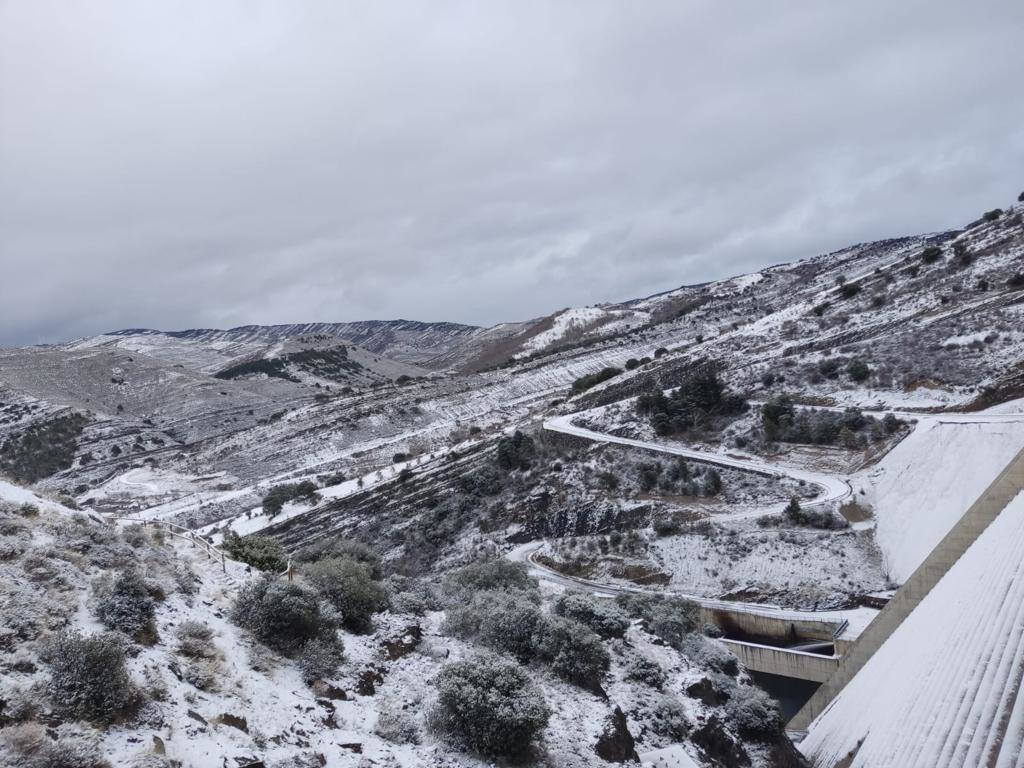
[516, 402, 1024, 622]
[543, 413, 853, 521]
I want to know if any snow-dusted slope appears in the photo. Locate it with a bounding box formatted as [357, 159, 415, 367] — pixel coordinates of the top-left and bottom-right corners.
[800, 490, 1024, 768]
[858, 415, 1024, 582]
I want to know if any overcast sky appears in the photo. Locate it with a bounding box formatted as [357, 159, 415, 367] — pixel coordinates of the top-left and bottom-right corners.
[2, 1, 1023, 345]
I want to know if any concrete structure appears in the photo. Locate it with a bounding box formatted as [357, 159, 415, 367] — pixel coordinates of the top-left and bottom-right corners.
[722, 638, 839, 683]
[790, 443, 1024, 731]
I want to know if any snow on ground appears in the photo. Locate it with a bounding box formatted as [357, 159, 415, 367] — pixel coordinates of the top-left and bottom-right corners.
[0, 477, 77, 516]
[650, 526, 885, 608]
[516, 306, 649, 357]
[854, 418, 1024, 582]
[800, 491, 1024, 768]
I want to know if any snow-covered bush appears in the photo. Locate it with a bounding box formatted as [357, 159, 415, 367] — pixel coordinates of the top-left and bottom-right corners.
[20, 549, 77, 590]
[0, 722, 109, 768]
[120, 524, 149, 548]
[0, 583, 70, 645]
[623, 653, 667, 689]
[296, 537, 381, 577]
[533, 615, 610, 690]
[443, 589, 543, 663]
[553, 592, 630, 639]
[93, 568, 155, 641]
[171, 562, 198, 596]
[374, 702, 421, 745]
[680, 636, 739, 677]
[303, 556, 387, 633]
[645, 599, 701, 650]
[442, 559, 537, 599]
[230, 575, 335, 656]
[386, 574, 444, 615]
[0, 535, 28, 560]
[725, 684, 782, 739]
[430, 652, 550, 759]
[175, 620, 216, 658]
[616, 593, 700, 649]
[183, 659, 217, 691]
[646, 694, 691, 741]
[298, 637, 344, 684]
[42, 630, 135, 724]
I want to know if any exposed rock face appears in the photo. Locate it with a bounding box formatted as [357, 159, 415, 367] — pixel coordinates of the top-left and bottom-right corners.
[594, 706, 639, 763]
[687, 676, 731, 707]
[691, 716, 750, 768]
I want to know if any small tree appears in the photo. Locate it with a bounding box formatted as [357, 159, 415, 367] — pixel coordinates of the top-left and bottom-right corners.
[784, 497, 802, 522]
[431, 653, 550, 759]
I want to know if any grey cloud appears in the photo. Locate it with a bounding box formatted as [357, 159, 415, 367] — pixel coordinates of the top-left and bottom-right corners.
[2, 1, 1023, 345]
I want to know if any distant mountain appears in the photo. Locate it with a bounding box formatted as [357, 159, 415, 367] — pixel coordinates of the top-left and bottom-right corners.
[105, 319, 531, 370]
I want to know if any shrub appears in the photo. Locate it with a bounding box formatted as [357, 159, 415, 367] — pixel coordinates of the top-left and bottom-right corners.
[624, 358, 641, 370]
[121, 523, 149, 548]
[444, 589, 543, 662]
[495, 431, 535, 472]
[571, 367, 622, 395]
[222, 531, 287, 573]
[94, 568, 155, 640]
[533, 615, 610, 690]
[43, 631, 134, 724]
[681, 635, 739, 676]
[646, 599, 701, 649]
[298, 637, 345, 684]
[458, 463, 504, 496]
[919, 245, 942, 264]
[442, 559, 537, 597]
[0, 722, 110, 768]
[654, 347, 668, 358]
[839, 282, 861, 299]
[1008, 272, 1024, 289]
[847, 359, 870, 383]
[375, 703, 421, 744]
[231, 576, 335, 656]
[303, 556, 387, 632]
[726, 685, 782, 739]
[553, 593, 630, 639]
[183, 660, 217, 690]
[175, 620, 216, 658]
[295, 538, 382, 577]
[702, 468, 722, 496]
[983, 208, 1003, 222]
[431, 653, 550, 759]
[647, 695, 691, 740]
[624, 654, 667, 689]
